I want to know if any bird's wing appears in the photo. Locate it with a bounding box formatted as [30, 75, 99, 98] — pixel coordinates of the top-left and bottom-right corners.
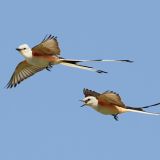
[83, 88, 101, 99]
[6, 60, 45, 88]
[98, 91, 126, 108]
[32, 35, 60, 56]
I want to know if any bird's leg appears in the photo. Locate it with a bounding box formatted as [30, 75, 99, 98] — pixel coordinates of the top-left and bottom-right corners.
[46, 62, 53, 71]
[112, 114, 119, 121]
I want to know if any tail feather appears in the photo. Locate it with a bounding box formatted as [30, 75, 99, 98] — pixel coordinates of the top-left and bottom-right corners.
[127, 102, 160, 111]
[126, 103, 160, 116]
[140, 102, 160, 109]
[59, 57, 133, 73]
[126, 108, 160, 116]
[60, 62, 107, 73]
[60, 58, 133, 63]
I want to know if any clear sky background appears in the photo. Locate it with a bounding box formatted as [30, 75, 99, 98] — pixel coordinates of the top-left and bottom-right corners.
[0, 0, 160, 159]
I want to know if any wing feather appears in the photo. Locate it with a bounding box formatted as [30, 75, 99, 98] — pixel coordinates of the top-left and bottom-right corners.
[6, 60, 44, 88]
[83, 88, 100, 99]
[32, 35, 60, 56]
[98, 91, 126, 107]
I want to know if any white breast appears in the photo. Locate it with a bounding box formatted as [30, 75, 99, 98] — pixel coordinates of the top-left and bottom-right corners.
[26, 57, 49, 67]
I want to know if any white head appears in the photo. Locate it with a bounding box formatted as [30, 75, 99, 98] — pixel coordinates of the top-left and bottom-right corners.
[81, 96, 98, 109]
[16, 44, 32, 58]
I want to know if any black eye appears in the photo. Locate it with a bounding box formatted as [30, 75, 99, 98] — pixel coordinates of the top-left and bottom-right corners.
[85, 99, 90, 103]
[23, 48, 26, 50]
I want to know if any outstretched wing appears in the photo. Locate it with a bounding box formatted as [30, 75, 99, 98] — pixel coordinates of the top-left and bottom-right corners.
[6, 61, 45, 88]
[32, 35, 61, 56]
[98, 91, 126, 107]
[83, 88, 100, 99]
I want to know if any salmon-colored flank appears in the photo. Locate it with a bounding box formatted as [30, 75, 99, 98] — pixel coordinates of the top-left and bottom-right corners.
[98, 99, 111, 106]
[39, 56, 58, 62]
[33, 54, 59, 63]
[98, 99, 127, 114]
[32, 52, 42, 56]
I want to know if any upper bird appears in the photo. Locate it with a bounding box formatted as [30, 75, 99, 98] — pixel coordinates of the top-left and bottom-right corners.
[7, 35, 133, 88]
[80, 88, 160, 121]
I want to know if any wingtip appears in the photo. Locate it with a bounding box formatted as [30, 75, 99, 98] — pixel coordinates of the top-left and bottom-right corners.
[42, 34, 58, 42]
[5, 82, 12, 89]
[5, 84, 15, 89]
[83, 88, 89, 93]
[5, 85, 12, 89]
[83, 88, 86, 94]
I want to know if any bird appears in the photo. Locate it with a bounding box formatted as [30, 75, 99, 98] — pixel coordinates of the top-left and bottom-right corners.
[6, 35, 133, 88]
[80, 88, 160, 121]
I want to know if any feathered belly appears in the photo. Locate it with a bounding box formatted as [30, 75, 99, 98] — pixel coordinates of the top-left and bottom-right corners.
[26, 56, 59, 67]
[97, 105, 127, 115]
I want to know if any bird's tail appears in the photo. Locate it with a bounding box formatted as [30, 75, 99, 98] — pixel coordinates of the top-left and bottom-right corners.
[59, 58, 133, 73]
[59, 58, 108, 73]
[126, 102, 160, 116]
[60, 58, 133, 63]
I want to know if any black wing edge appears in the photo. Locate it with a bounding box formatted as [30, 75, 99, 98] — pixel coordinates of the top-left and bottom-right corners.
[83, 88, 100, 98]
[41, 34, 58, 43]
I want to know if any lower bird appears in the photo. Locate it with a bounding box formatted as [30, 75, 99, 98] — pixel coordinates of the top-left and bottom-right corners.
[80, 88, 160, 120]
[7, 35, 133, 88]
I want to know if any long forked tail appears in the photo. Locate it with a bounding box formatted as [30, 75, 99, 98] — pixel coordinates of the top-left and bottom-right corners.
[59, 58, 133, 73]
[59, 59, 108, 73]
[126, 102, 160, 116]
[60, 58, 133, 63]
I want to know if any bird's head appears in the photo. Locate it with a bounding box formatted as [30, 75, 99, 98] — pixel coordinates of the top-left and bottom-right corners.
[80, 96, 98, 108]
[16, 44, 32, 58]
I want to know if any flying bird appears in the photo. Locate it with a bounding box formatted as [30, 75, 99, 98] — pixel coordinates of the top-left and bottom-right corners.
[7, 35, 133, 88]
[80, 88, 160, 121]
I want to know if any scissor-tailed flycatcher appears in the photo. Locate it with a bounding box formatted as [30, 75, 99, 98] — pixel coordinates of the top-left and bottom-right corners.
[80, 88, 160, 121]
[7, 35, 133, 88]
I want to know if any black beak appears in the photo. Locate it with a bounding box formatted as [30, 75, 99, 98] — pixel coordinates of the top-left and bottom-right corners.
[80, 104, 86, 107]
[79, 100, 86, 107]
[16, 48, 21, 51]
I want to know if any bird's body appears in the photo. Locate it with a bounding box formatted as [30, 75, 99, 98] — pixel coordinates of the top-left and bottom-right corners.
[81, 88, 160, 120]
[16, 43, 60, 67]
[26, 55, 59, 67]
[7, 35, 133, 88]
[96, 104, 127, 115]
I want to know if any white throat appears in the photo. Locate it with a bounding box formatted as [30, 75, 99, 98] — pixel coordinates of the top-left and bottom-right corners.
[89, 102, 98, 110]
[83, 96, 99, 109]
[22, 50, 32, 58]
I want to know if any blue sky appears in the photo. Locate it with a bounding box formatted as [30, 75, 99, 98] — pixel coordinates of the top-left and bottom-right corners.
[0, 0, 160, 159]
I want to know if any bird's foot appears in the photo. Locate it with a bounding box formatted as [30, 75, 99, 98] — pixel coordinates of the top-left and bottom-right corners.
[46, 63, 53, 71]
[112, 114, 119, 121]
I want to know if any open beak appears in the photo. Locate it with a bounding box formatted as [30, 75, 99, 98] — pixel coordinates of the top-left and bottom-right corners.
[16, 48, 21, 51]
[79, 100, 86, 107]
[80, 104, 86, 107]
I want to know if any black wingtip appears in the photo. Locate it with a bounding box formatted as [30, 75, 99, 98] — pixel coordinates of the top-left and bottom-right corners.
[5, 82, 13, 89]
[5, 83, 17, 89]
[83, 88, 89, 93]
[5, 84, 12, 89]
[42, 34, 58, 42]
